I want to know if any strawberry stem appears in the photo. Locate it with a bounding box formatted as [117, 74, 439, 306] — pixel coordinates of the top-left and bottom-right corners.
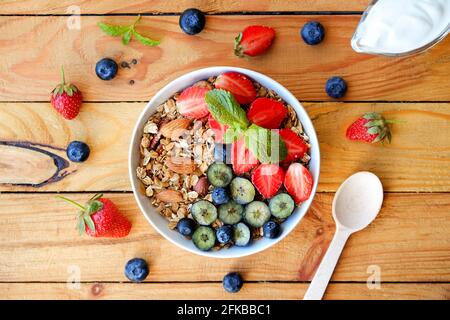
[56, 195, 86, 211]
[61, 65, 66, 85]
[385, 119, 406, 124]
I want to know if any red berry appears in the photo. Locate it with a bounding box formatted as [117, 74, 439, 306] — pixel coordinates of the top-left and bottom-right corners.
[279, 128, 308, 163]
[50, 66, 82, 120]
[86, 198, 131, 238]
[176, 86, 211, 119]
[234, 25, 276, 57]
[231, 137, 259, 174]
[214, 72, 256, 105]
[284, 163, 313, 204]
[251, 164, 285, 199]
[57, 194, 131, 238]
[247, 97, 287, 129]
[346, 112, 397, 144]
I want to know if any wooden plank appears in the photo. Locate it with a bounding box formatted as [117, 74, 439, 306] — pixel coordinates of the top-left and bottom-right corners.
[0, 103, 449, 192]
[1, 282, 448, 300]
[0, 193, 448, 282]
[0, 1, 369, 14]
[0, 16, 449, 102]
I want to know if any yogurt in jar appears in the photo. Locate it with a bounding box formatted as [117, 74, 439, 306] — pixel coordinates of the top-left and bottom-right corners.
[351, 0, 450, 55]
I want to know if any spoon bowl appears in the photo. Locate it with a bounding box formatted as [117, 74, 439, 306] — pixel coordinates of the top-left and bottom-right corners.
[333, 171, 383, 231]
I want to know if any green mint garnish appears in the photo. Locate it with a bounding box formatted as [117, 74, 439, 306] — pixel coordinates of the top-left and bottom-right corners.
[245, 124, 287, 164]
[205, 89, 287, 163]
[205, 89, 249, 130]
[98, 15, 160, 47]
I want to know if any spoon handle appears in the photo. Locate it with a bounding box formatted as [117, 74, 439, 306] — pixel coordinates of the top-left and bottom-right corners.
[303, 229, 351, 300]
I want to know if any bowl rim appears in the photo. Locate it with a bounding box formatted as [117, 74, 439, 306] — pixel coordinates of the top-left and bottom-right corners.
[128, 66, 321, 259]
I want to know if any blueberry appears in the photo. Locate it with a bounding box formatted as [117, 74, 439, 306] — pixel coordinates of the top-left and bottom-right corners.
[214, 144, 230, 163]
[124, 258, 149, 283]
[179, 8, 206, 35]
[176, 218, 196, 237]
[325, 76, 347, 98]
[223, 272, 243, 293]
[263, 221, 281, 239]
[216, 225, 233, 244]
[301, 21, 325, 45]
[212, 187, 230, 205]
[95, 58, 118, 80]
[66, 141, 90, 162]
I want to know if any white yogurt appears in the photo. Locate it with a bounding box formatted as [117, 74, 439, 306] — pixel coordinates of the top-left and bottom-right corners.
[352, 0, 450, 55]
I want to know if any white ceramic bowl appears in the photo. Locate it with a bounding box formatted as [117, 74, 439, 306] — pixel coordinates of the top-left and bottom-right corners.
[129, 66, 320, 258]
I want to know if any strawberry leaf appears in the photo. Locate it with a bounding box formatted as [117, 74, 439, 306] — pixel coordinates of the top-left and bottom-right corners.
[363, 112, 382, 120]
[98, 22, 130, 37]
[83, 215, 96, 232]
[87, 200, 103, 215]
[367, 126, 380, 134]
[134, 31, 160, 46]
[77, 218, 86, 235]
[234, 32, 244, 57]
[205, 89, 249, 130]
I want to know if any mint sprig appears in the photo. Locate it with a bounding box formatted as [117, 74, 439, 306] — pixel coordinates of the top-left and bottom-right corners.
[205, 89, 287, 163]
[98, 15, 160, 47]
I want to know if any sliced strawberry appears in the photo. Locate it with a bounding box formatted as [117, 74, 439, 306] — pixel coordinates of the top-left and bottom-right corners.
[214, 72, 256, 105]
[234, 25, 276, 57]
[231, 137, 259, 174]
[208, 114, 228, 143]
[176, 86, 210, 119]
[279, 128, 308, 163]
[247, 97, 287, 129]
[284, 163, 313, 204]
[251, 164, 284, 199]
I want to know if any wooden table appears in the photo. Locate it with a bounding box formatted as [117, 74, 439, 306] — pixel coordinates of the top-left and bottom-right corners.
[0, 1, 449, 300]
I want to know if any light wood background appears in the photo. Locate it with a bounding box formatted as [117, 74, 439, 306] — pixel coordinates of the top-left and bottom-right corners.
[0, 0, 449, 300]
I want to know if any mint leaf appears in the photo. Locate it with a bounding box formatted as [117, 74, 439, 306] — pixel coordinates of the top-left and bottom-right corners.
[98, 22, 129, 37]
[134, 31, 161, 46]
[122, 29, 133, 45]
[98, 16, 160, 47]
[222, 126, 245, 144]
[205, 89, 249, 130]
[245, 124, 287, 163]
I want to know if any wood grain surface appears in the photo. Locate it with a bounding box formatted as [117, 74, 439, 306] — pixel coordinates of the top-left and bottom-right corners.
[0, 1, 449, 300]
[0, 192, 448, 283]
[1, 283, 448, 300]
[0, 0, 370, 14]
[0, 16, 449, 102]
[1, 102, 448, 192]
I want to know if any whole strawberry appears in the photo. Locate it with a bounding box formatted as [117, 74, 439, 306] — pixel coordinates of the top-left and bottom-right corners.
[234, 25, 275, 57]
[58, 194, 131, 238]
[346, 112, 400, 144]
[51, 66, 83, 120]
